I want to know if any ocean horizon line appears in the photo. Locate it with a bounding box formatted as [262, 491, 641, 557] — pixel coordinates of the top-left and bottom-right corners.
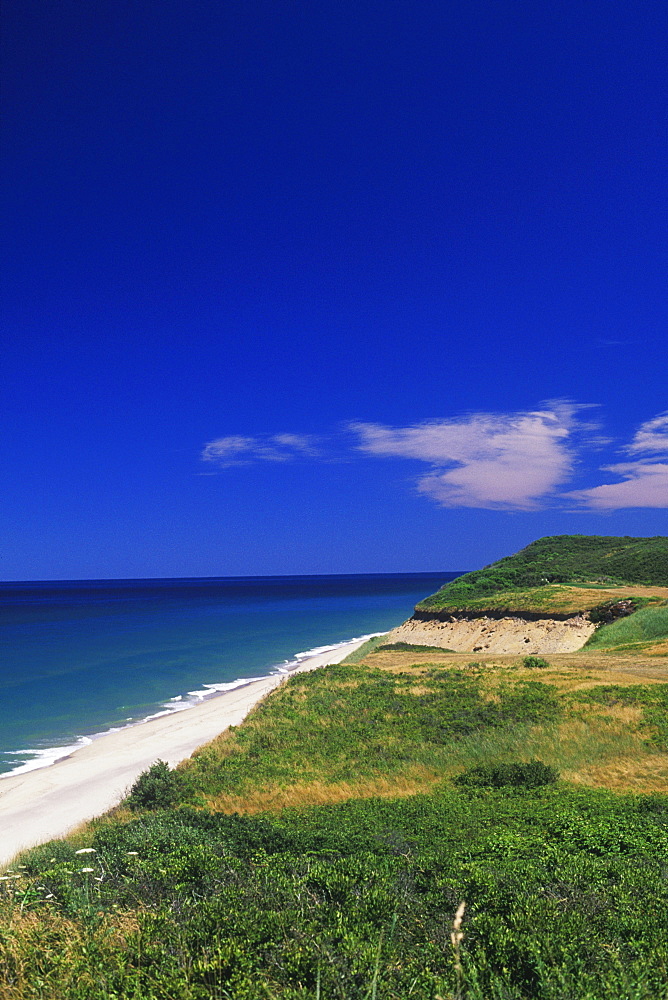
[1, 570, 463, 588]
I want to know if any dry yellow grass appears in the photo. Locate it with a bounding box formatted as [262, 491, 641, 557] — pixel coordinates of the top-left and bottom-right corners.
[359, 647, 668, 685]
[203, 767, 438, 815]
[422, 582, 668, 616]
[565, 756, 668, 793]
[646, 639, 668, 656]
[580, 584, 668, 599]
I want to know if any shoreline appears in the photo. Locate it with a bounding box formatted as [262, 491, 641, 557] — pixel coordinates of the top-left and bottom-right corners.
[1, 633, 383, 780]
[0, 635, 372, 868]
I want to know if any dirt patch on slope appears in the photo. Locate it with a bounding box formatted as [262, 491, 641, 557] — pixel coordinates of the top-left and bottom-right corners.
[384, 614, 596, 655]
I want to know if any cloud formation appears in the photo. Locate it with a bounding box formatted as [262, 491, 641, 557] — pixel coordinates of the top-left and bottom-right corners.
[624, 411, 668, 456]
[566, 411, 668, 509]
[201, 433, 318, 467]
[201, 407, 668, 510]
[350, 405, 579, 509]
[567, 462, 668, 509]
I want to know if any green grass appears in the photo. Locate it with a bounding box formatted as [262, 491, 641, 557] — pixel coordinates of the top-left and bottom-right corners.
[340, 634, 388, 662]
[376, 641, 456, 653]
[573, 684, 668, 751]
[178, 664, 564, 807]
[586, 604, 668, 649]
[418, 534, 668, 612]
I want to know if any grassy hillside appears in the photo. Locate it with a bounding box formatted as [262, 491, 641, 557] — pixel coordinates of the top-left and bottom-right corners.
[586, 604, 668, 653]
[3, 644, 668, 998]
[417, 534, 668, 613]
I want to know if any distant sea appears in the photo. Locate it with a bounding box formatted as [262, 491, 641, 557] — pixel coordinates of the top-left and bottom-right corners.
[0, 572, 460, 777]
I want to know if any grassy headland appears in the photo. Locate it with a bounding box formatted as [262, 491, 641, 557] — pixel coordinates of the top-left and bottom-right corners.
[2, 535, 668, 999]
[416, 534, 668, 615]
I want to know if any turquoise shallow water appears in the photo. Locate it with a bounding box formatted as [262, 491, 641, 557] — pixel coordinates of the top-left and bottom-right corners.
[0, 573, 459, 776]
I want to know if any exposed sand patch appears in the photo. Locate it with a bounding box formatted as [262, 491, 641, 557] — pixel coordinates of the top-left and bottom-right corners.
[384, 614, 596, 655]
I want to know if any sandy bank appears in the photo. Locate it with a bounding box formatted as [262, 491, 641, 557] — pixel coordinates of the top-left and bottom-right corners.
[384, 615, 595, 655]
[0, 638, 367, 868]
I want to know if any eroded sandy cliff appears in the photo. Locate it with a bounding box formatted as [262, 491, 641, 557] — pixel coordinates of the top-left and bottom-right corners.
[384, 612, 596, 655]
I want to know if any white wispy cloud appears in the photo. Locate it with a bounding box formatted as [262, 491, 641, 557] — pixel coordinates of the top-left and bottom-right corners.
[624, 411, 668, 456]
[200, 407, 668, 510]
[201, 433, 319, 467]
[350, 403, 581, 510]
[567, 462, 668, 509]
[566, 410, 668, 509]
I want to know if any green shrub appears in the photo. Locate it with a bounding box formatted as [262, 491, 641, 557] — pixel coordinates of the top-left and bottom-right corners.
[497, 680, 561, 723]
[522, 655, 550, 669]
[126, 760, 184, 811]
[454, 759, 559, 789]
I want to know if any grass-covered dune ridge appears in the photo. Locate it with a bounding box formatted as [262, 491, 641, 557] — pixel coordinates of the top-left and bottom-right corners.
[417, 535, 668, 613]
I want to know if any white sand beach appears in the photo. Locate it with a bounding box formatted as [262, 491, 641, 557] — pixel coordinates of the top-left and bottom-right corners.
[0, 638, 367, 868]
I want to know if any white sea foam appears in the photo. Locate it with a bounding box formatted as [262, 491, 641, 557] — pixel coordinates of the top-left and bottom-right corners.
[2, 737, 93, 776]
[275, 632, 385, 672]
[0, 632, 381, 780]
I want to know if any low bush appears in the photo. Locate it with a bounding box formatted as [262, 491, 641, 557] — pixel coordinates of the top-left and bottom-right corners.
[126, 760, 184, 811]
[522, 655, 550, 669]
[7, 784, 668, 999]
[454, 759, 559, 788]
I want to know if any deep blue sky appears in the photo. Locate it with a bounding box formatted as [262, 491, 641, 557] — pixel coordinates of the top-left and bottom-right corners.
[2, 0, 666, 580]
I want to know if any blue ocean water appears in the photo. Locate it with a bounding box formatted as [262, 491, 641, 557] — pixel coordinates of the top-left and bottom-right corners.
[0, 572, 459, 777]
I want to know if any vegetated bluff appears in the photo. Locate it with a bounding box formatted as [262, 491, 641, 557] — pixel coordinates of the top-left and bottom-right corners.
[385, 535, 668, 655]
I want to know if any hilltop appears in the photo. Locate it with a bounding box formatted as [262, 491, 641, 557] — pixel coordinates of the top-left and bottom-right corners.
[417, 534, 668, 613]
[382, 535, 668, 655]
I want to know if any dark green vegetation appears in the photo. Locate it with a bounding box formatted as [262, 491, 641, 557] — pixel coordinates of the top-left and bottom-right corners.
[3, 787, 668, 999]
[417, 534, 668, 612]
[126, 759, 186, 812]
[377, 641, 455, 653]
[522, 656, 550, 669]
[453, 760, 559, 788]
